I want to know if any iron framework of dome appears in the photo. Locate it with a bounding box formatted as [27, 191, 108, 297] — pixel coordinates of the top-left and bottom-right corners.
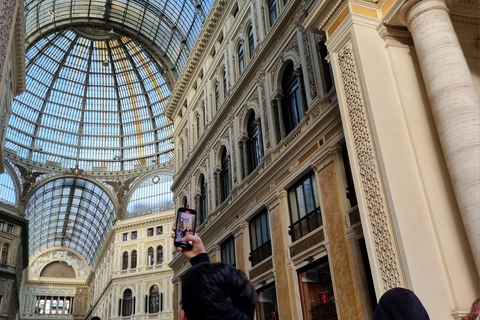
[5, 0, 215, 173]
[7, 28, 175, 172]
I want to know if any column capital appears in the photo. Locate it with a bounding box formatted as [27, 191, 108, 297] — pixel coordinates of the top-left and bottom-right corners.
[398, 0, 452, 26]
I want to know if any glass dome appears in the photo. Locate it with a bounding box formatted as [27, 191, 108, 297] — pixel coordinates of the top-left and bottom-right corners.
[6, 28, 174, 172]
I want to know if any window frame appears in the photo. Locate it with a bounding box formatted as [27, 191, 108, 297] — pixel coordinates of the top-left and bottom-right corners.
[287, 171, 322, 242]
[249, 209, 272, 266]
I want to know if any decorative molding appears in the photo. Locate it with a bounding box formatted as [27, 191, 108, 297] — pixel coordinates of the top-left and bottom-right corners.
[337, 43, 403, 290]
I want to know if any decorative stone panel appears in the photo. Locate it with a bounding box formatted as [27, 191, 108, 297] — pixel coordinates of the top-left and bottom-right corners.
[337, 43, 403, 291]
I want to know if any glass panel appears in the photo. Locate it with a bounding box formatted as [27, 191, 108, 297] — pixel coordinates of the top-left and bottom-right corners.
[256, 284, 279, 320]
[299, 259, 337, 320]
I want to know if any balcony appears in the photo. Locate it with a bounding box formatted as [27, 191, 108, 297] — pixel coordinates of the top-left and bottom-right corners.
[289, 207, 322, 242]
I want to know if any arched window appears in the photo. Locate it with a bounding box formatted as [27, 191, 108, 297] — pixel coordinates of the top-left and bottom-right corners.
[122, 289, 133, 316]
[1, 243, 8, 265]
[223, 70, 227, 98]
[238, 43, 245, 74]
[199, 174, 207, 224]
[220, 148, 230, 203]
[183, 196, 188, 208]
[148, 285, 161, 313]
[156, 246, 163, 265]
[131, 250, 137, 269]
[268, 0, 278, 26]
[248, 26, 255, 58]
[122, 252, 129, 270]
[148, 247, 154, 266]
[247, 113, 261, 174]
[215, 82, 220, 110]
[282, 61, 303, 135]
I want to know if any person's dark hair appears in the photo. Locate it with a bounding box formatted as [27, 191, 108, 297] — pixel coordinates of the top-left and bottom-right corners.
[181, 262, 258, 320]
[373, 287, 430, 320]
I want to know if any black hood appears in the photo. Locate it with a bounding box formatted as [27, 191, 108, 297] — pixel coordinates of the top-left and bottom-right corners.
[372, 287, 430, 320]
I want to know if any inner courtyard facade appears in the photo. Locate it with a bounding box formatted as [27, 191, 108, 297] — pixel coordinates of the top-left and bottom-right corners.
[0, 0, 478, 320]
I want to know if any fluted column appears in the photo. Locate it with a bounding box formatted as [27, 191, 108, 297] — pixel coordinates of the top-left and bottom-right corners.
[272, 92, 286, 139]
[255, 116, 265, 157]
[294, 66, 308, 114]
[404, 0, 480, 273]
[240, 135, 249, 178]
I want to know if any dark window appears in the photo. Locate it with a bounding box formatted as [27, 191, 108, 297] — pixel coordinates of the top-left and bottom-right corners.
[131, 231, 137, 240]
[268, 0, 278, 26]
[256, 283, 278, 320]
[220, 148, 231, 203]
[238, 43, 245, 74]
[223, 70, 227, 98]
[203, 103, 207, 128]
[288, 171, 322, 242]
[248, 26, 255, 58]
[122, 252, 129, 270]
[1, 244, 8, 265]
[221, 236, 236, 267]
[156, 246, 163, 265]
[131, 250, 137, 269]
[247, 113, 261, 174]
[148, 247, 154, 266]
[282, 61, 303, 135]
[298, 257, 337, 320]
[148, 286, 160, 313]
[6, 224, 12, 233]
[148, 228, 154, 237]
[157, 226, 163, 235]
[249, 209, 272, 266]
[318, 38, 334, 94]
[215, 83, 220, 110]
[122, 289, 133, 316]
[342, 143, 357, 207]
[123, 233, 128, 241]
[0, 222, 4, 231]
[199, 175, 208, 224]
[183, 196, 188, 208]
[196, 113, 201, 139]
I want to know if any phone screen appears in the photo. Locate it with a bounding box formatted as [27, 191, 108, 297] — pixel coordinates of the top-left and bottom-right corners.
[174, 208, 197, 249]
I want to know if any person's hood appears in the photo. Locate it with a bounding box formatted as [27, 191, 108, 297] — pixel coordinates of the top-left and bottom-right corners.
[372, 287, 430, 320]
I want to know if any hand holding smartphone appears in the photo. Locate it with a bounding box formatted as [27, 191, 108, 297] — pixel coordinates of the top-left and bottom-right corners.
[173, 208, 197, 250]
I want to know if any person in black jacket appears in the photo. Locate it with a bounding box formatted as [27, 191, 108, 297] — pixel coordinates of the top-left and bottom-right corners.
[372, 287, 430, 320]
[173, 231, 258, 320]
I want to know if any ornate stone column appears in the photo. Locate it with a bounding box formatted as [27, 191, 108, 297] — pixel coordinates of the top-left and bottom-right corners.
[402, 0, 480, 273]
[214, 168, 222, 206]
[272, 92, 286, 139]
[294, 66, 308, 114]
[255, 116, 265, 157]
[240, 135, 249, 178]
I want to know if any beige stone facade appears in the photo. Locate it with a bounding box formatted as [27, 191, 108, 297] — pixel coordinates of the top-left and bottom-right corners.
[20, 210, 175, 320]
[168, 0, 479, 319]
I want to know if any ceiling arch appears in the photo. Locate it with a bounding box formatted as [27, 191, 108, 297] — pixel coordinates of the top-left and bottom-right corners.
[25, 177, 116, 266]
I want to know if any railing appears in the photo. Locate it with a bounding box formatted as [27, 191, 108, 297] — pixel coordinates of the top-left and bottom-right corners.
[288, 207, 322, 242]
[249, 240, 272, 267]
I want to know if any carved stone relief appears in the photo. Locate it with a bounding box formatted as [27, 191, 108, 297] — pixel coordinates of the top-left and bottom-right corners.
[337, 43, 403, 290]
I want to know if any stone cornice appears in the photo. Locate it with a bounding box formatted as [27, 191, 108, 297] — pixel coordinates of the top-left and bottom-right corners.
[166, 0, 227, 120]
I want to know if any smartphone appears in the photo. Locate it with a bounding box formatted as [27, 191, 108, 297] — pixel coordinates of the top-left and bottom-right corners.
[174, 207, 197, 250]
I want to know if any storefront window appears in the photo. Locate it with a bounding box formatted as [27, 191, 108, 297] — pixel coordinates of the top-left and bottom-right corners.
[298, 258, 337, 320]
[256, 283, 279, 320]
